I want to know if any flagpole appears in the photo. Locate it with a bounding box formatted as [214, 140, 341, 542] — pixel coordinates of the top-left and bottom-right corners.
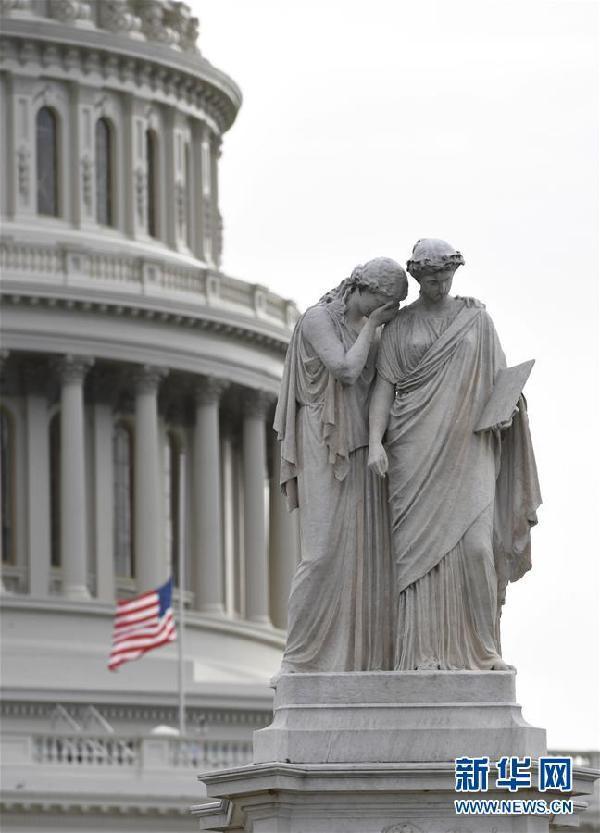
[177, 450, 186, 736]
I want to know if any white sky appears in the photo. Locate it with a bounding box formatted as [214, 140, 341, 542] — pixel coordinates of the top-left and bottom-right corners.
[191, 0, 599, 750]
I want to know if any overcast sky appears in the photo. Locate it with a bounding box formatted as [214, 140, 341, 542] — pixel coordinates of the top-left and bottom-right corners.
[191, 0, 599, 750]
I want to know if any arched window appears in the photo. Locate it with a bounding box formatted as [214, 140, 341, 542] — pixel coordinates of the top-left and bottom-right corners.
[113, 421, 134, 578]
[49, 412, 61, 567]
[95, 117, 113, 227]
[164, 431, 184, 587]
[36, 107, 58, 217]
[0, 408, 16, 565]
[146, 128, 158, 238]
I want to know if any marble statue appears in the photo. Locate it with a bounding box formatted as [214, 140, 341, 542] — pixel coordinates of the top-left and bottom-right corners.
[368, 238, 542, 671]
[274, 257, 408, 673]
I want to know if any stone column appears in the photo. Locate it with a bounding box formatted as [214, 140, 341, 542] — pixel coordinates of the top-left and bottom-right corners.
[23, 362, 51, 597]
[192, 377, 229, 614]
[133, 365, 168, 593]
[90, 371, 117, 602]
[269, 431, 300, 630]
[55, 355, 94, 600]
[243, 390, 272, 625]
[220, 417, 236, 616]
[210, 134, 223, 267]
[0, 352, 9, 594]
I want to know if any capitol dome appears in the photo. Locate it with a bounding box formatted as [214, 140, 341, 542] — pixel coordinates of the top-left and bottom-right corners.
[0, 2, 299, 828]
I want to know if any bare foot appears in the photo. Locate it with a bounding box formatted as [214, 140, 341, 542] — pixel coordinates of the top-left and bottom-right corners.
[491, 657, 514, 671]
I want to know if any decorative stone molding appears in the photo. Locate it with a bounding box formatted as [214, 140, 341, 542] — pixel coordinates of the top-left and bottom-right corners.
[0, 34, 241, 133]
[17, 145, 29, 202]
[134, 166, 146, 223]
[193, 376, 229, 405]
[174, 180, 185, 233]
[41, 42, 60, 67]
[53, 354, 94, 384]
[214, 209, 224, 266]
[0, 698, 272, 728]
[0, 239, 297, 338]
[80, 154, 93, 213]
[82, 48, 101, 74]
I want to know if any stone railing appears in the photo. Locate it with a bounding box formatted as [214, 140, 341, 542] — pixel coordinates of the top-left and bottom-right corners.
[33, 734, 138, 766]
[4, 731, 253, 771]
[0, 0, 200, 54]
[0, 239, 298, 333]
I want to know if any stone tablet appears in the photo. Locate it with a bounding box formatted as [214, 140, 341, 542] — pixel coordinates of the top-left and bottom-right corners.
[474, 359, 535, 433]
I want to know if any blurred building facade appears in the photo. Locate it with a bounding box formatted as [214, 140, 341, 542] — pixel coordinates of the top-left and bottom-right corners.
[0, 2, 299, 830]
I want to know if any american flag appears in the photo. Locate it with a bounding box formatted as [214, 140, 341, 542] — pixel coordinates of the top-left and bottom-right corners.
[108, 578, 176, 671]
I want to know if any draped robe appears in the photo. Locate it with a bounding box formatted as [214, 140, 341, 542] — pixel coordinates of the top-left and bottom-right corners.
[377, 298, 541, 670]
[274, 300, 392, 672]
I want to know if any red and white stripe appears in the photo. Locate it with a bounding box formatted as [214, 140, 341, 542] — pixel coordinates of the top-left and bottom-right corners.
[108, 589, 176, 671]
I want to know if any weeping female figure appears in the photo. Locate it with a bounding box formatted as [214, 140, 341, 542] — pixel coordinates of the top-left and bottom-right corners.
[369, 239, 542, 671]
[274, 257, 408, 674]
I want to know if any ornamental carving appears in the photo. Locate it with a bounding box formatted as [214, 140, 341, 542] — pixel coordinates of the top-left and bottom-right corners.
[63, 46, 80, 72]
[41, 44, 60, 68]
[98, 0, 142, 35]
[0, 0, 32, 13]
[82, 50, 101, 75]
[194, 377, 229, 406]
[17, 145, 30, 202]
[136, 0, 177, 46]
[81, 155, 93, 213]
[53, 355, 94, 385]
[243, 390, 274, 420]
[214, 210, 223, 266]
[49, 0, 91, 24]
[164, 1, 200, 52]
[134, 166, 146, 223]
[175, 181, 185, 234]
[203, 202, 212, 245]
[131, 364, 168, 394]
[1, 34, 238, 133]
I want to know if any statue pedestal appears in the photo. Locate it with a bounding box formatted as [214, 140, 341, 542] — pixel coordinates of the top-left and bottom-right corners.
[255, 670, 545, 764]
[194, 672, 596, 832]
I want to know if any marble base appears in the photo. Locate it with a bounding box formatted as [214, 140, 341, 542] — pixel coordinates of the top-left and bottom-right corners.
[254, 671, 546, 764]
[194, 671, 596, 832]
[194, 761, 597, 832]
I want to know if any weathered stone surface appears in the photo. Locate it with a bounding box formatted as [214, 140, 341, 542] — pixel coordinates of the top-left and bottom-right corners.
[194, 759, 597, 832]
[254, 671, 546, 765]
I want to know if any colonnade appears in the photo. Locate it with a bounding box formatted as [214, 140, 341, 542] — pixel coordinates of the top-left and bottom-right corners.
[0, 353, 300, 629]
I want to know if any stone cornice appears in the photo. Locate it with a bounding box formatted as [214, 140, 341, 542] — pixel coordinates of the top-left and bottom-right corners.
[0, 236, 298, 345]
[0, 291, 290, 355]
[0, 20, 242, 132]
[0, 793, 193, 817]
[0, 699, 271, 726]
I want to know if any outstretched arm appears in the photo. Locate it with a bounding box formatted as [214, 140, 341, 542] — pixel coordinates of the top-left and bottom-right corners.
[302, 303, 396, 386]
[368, 375, 394, 477]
